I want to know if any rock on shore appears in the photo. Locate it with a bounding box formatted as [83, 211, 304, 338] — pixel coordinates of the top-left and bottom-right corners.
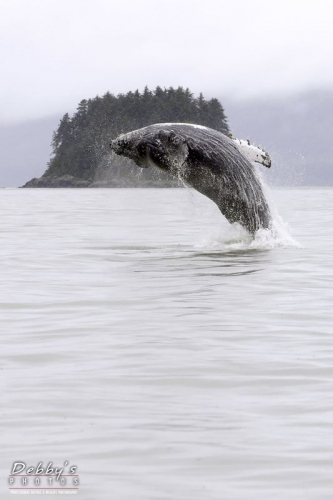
[22, 175, 92, 188]
[21, 174, 181, 188]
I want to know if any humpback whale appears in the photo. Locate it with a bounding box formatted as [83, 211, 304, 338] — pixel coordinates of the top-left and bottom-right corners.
[110, 123, 271, 234]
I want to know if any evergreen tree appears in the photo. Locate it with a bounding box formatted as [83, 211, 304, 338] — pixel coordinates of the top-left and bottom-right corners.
[44, 86, 230, 185]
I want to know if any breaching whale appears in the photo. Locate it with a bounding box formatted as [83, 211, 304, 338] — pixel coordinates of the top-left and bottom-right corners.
[110, 123, 271, 234]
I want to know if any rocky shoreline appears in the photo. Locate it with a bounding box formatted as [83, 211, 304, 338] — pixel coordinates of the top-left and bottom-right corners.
[22, 175, 91, 188]
[21, 175, 181, 188]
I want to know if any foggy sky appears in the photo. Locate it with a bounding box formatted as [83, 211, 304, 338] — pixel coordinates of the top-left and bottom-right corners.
[1, 0, 333, 123]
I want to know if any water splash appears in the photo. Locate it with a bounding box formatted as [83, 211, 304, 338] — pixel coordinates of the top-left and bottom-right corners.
[196, 222, 300, 252]
[196, 165, 301, 252]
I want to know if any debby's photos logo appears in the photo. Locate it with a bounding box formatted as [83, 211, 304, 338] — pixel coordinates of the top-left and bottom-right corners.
[8, 461, 79, 495]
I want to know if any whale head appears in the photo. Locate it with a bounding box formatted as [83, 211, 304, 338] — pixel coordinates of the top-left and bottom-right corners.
[110, 126, 189, 173]
[110, 123, 272, 234]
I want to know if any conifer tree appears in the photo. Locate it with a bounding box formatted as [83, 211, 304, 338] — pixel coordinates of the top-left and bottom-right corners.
[44, 86, 230, 185]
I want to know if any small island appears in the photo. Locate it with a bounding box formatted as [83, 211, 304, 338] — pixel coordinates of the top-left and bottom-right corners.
[22, 86, 230, 188]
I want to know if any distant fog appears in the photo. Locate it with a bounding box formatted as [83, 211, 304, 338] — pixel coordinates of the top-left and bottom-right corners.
[0, 116, 60, 187]
[224, 89, 333, 186]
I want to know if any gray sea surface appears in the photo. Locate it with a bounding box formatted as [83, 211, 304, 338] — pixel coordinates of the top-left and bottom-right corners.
[1, 187, 332, 499]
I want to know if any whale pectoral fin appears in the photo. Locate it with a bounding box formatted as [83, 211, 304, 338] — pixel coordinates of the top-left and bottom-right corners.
[168, 141, 189, 176]
[233, 139, 271, 168]
[178, 141, 189, 164]
[157, 131, 189, 170]
[256, 152, 271, 168]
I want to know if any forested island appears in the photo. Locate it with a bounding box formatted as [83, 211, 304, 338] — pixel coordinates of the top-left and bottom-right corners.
[23, 86, 230, 188]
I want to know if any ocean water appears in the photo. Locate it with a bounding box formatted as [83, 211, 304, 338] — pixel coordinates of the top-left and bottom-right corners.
[1, 187, 332, 499]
